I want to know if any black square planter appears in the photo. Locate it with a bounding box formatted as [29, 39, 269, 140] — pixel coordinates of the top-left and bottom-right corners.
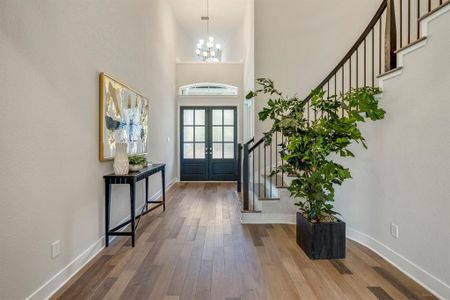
[296, 212, 346, 259]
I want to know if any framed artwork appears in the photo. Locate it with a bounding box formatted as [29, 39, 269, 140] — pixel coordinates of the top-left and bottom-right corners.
[99, 72, 149, 161]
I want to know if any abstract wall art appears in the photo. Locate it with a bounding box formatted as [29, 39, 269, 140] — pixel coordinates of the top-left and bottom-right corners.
[99, 73, 149, 161]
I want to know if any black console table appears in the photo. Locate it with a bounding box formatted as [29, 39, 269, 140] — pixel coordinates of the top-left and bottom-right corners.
[104, 163, 165, 247]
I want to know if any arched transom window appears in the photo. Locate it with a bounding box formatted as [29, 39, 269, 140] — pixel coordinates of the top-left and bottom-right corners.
[179, 83, 238, 96]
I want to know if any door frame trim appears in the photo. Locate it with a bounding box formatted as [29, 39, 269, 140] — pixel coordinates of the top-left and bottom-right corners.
[177, 104, 240, 181]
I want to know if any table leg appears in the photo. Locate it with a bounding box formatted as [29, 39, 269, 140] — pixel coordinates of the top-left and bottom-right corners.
[145, 177, 149, 212]
[162, 167, 166, 211]
[105, 181, 111, 247]
[130, 181, 136, 247]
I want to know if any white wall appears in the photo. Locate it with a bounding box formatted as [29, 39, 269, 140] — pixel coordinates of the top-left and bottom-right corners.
[221, 26, 244, 63]
[0, 0, 180, 298]
[220, 0, 255, 141]
[254, 0, 380, 137]
[239, 0, 255, 94]
[335, 10, 450, 298]
[174, 22, 197, 62]
[242, 0, 255, 141]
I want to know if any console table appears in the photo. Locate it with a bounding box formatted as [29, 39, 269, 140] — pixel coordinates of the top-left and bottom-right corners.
[103, 163, 165, 247]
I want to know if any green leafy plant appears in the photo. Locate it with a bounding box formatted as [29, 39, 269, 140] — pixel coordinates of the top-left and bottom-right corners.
[246, 78, 385, 223]
[128, 155, 147, 166]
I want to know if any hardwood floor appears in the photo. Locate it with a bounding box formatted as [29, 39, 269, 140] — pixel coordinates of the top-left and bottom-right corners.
[52, 183, 436, 300]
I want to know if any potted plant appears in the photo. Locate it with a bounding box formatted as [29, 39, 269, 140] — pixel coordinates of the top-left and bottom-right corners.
[128, 155, 147, 172]
[246, 78, 385, 259]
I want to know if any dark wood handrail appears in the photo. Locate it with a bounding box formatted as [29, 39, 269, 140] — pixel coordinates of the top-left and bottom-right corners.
[249, 137, 265, 153]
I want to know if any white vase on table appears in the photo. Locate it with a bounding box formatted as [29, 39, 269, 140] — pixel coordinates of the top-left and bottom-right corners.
[113, 142, 129, 175]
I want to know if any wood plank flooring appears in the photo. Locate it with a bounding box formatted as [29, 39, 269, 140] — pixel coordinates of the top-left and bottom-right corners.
[52, 182, 437, 300]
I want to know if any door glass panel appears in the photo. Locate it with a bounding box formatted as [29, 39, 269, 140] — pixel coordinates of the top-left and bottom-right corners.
[223, 110, 234, 125]
[195, 143, 205, 159]
[183, 109, 194, 125]
[212, 143, 223, 158]
[195, 126, 205, 142]
[184, 143, 194, 159]
[212, 109, 223, 125]
[223, 127, 234, 142]
[212, 126, 222, 142]
[195, 110, 205, 125]
[223, 143, 234, 159]
[184, 126, 194, 142]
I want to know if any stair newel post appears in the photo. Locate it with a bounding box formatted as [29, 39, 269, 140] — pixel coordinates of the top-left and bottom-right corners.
[237, 143, 242, 192]
[242, 143, 250, 210]
[385, 0, 397, 71]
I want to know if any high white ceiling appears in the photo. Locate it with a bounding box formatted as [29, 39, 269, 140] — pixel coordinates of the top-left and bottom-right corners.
[169, 0, 245, 51]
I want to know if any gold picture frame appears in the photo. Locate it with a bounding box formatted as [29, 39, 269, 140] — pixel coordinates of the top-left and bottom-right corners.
[99, 72, 149, 161]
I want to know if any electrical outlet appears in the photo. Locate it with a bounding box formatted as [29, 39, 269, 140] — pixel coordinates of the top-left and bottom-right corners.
[390, 223, 399, 239]
[51, 240, 61, 258]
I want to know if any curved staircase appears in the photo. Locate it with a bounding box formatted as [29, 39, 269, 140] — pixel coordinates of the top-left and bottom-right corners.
[238, 0, 450, 224]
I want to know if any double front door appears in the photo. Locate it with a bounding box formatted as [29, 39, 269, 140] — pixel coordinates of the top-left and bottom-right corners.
[180, 107, 237, 181]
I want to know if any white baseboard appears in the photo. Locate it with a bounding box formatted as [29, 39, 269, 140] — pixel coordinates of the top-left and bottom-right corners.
[347, 226, 449, 300]
[26, 177, 178, 300]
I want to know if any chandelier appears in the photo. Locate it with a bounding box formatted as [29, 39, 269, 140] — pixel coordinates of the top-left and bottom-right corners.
[195, 0, 222, 62]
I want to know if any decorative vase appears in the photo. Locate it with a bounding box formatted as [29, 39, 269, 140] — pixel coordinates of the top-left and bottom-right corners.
[113, 143, 129, 175]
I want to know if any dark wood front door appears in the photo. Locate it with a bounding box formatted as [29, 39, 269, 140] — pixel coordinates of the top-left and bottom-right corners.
[180, 107, 237, 181]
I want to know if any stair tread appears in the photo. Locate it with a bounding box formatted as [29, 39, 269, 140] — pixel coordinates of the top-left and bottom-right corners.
[377, 66, 403, 78]
[395, 37, 427, 54]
